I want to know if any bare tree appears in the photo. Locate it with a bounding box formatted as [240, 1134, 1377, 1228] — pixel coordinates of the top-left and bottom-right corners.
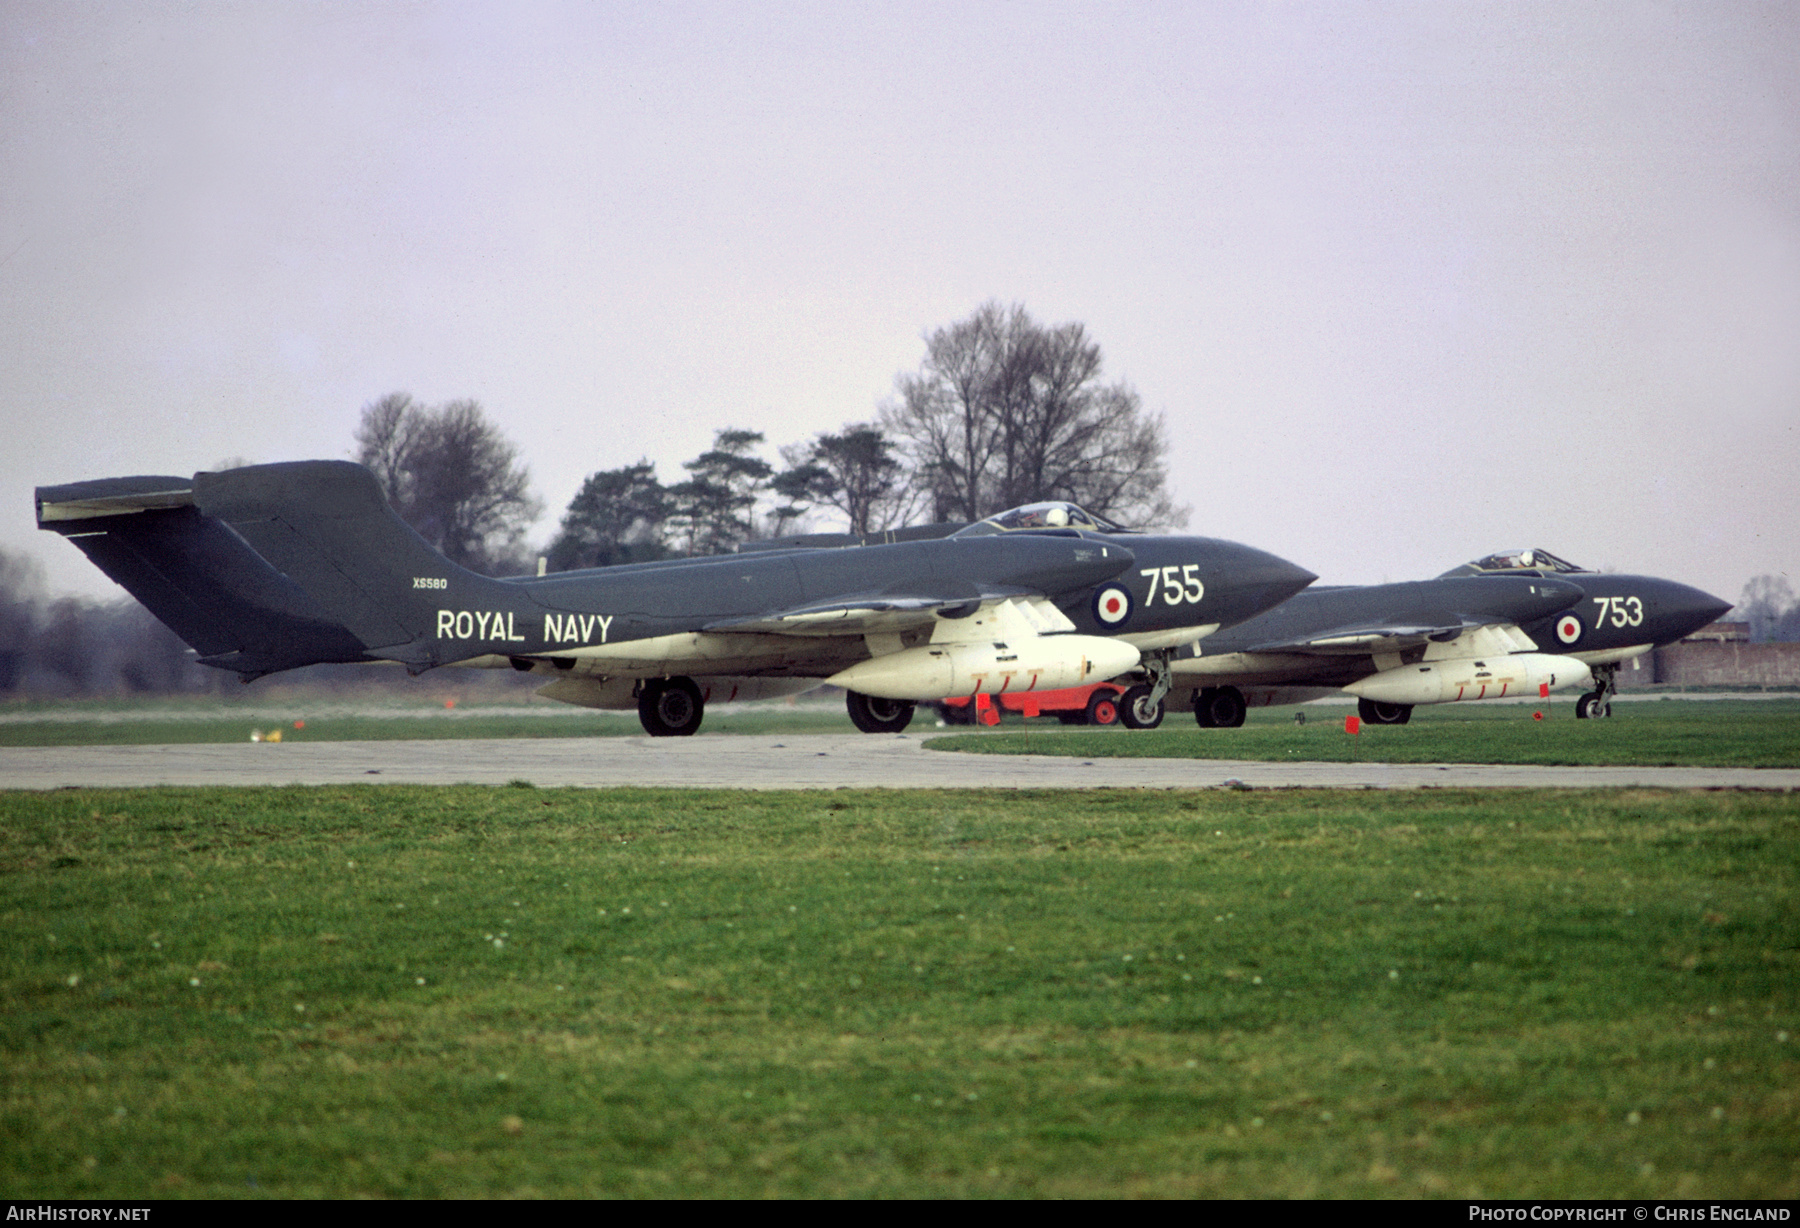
[1736, 575, 1800, 642]
[0, 547, 43, 692]
[354, 394, 542, 574]
[352, 392, 420, 503]
[882, 302, 1185, 527]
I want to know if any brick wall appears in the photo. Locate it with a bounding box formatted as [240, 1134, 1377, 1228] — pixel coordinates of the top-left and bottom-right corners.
[1616, 642, 1800, 688]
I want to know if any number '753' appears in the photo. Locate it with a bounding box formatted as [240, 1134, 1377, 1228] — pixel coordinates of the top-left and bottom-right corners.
[1592, 595, 1643, 627]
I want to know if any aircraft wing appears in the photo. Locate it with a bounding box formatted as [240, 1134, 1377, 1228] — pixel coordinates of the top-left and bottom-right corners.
[700, 588, 1038, 637]
[1244, 617, 1533, 657]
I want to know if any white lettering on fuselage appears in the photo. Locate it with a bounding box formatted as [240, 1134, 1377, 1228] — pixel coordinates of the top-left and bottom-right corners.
[1139, 565, 1206, 607]
[434, 610, 529, 642]
[543, 613, 613, 644]
[1592, 595, 1643, 628]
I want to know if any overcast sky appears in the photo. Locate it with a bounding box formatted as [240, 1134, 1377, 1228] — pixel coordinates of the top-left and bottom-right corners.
[4, 1, 1796, 607]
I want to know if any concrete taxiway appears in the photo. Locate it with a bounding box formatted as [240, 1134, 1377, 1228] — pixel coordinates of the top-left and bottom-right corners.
[4, 735, 1798, 790]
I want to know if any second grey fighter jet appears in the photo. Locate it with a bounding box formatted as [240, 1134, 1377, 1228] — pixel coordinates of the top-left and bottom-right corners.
[1436, 548, 1733, 719]
[36, 461, 1316, 737]
[1169, 548, 1730, 727]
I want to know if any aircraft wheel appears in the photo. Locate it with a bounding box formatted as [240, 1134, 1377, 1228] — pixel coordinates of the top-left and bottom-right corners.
[1197, 686, 1247, 729]
[1194, 688, 1217, 728]
[638, 677, 704, 737]
[1085, 689, 1121, 727]
[1119, 684, 1164, 730]
[847, 690, 915, 734]
[1575, 692, 1613, 720]
[1357, 698, 1412, 726]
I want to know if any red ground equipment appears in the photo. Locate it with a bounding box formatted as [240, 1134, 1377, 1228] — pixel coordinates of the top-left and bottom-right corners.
[933, 682, 1129, 727]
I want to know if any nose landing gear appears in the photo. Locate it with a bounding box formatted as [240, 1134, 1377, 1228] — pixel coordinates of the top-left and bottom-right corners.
[1575, 663, 1616, 720]
[1121, 650, 1174, 729]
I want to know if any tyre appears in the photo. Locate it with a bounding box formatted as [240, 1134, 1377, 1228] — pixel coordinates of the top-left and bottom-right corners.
[1197, 685, 1247, 729]
[1119, 684, 1164, 730]
[638, 676, 704, 737]
[1194, 687, 1217, 728]
[1357, 697, 1412, 726]
[1055, 711, 1088, 726]
[1085, 689, 1121, 727]
[847, 690, 915, 734]
[1575, 692, 1611, 720]
[936, 701, 973, 726]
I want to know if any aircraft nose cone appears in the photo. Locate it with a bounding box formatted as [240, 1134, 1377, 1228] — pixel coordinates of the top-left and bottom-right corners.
[1209, 545, 1317, 628]
[1660, 583, 1735, 642]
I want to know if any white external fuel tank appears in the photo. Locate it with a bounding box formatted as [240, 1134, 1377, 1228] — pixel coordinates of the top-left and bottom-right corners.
[1343, 653, 1590, 706]
[827, 633, 1139, 700]
[826, 598, 1141, 700]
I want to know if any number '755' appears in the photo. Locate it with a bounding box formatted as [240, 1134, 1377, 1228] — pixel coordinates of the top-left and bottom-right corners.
[1141, 565, 1205, 606]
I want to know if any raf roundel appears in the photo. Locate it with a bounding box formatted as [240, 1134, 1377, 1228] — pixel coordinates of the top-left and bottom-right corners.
[1555, 613, 1582, 645]
[1093, 583, 1133, 628]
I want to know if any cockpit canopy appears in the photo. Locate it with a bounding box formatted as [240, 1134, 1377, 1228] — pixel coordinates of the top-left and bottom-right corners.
[1440, 547, 1591, 578]
[950, 501, 1133, 538]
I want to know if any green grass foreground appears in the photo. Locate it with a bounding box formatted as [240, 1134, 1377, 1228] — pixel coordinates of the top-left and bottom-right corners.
[0, 705, 853, 748]
[927, 699, 1800, 768]
[2, 786, 1796, 1198]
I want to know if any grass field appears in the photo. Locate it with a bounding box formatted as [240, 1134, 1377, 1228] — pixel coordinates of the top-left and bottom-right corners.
[927, 698, 1800, 768]
[3, 785, 1796, 1198]
[5, 694, 1800, 772]
[0, 700, 853, 748]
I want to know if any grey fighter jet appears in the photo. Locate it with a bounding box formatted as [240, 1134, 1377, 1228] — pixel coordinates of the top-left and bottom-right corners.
[35, 461, 1315, 736]
[1168, 547, 1730, 727]
[1437, 548, 1733, 719]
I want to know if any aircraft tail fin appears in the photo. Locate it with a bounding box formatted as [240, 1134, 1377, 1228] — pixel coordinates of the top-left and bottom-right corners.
[36, 472, 369, 678]
[37, 460, 516, 678]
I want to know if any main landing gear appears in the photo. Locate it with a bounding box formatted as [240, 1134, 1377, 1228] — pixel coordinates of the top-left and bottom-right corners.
[1194, 685, 1248, 728]
[1575, 663, 1615, 719]
[847, 690, 915, 734]
[638, 677, 704, 737]
[1357, 697, 1413, 726]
